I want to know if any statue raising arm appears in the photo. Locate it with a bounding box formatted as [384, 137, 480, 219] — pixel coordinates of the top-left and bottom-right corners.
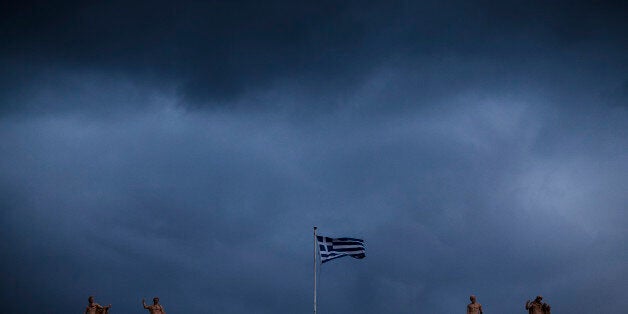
[143, 297, 166, 314]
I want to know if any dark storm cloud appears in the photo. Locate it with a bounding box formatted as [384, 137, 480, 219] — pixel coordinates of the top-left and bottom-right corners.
[1, 1, 628, 313]
[2, 0, 627, 111]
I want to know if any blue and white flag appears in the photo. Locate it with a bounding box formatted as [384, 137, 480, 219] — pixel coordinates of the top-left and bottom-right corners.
[316, 236, 366, 263]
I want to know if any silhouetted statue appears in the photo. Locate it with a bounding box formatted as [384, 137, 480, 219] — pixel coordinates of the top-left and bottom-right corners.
[85, 296, 111, 314]
[143, 297, 166, 314]
[467, 295, 483, 314]
[526, 295, 551, 314]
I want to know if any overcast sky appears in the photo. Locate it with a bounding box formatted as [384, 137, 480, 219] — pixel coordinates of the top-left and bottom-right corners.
[1, 1, 628, 313]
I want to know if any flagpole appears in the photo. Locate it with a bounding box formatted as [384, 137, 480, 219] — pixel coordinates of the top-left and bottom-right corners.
[313, 226, 318, 314]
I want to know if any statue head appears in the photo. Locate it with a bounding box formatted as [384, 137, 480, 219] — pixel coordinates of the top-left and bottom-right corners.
[535, 295, 543, 302]
[470, 295, 477, 303]
[88, 296, 95, 303]
[153, 297, 159, 304]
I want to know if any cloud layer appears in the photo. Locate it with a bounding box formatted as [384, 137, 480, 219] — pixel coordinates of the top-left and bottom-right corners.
[1, 1, 628, 313]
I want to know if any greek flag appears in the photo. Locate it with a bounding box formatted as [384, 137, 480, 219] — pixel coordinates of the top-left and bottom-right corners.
[317, 236, 366, 263]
